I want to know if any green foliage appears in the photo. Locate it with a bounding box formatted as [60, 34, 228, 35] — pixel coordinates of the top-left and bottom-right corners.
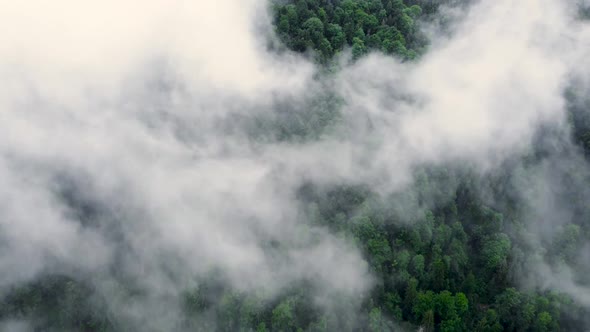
[535, 311, 553, 332]
[476, 309, 503, 332]
[292, 163, 590, 331]
[368, 307, 385, 331]
[274, 0, 427, 62]
[0, 276, 112, 331]
[481, 233, 511, 272]
[5, 172, 588, 330]
[272, 299, 295, 331]
[351, 37, 368, 60]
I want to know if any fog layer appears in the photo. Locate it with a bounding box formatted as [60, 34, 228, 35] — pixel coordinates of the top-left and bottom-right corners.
[0, 0, 589, 330]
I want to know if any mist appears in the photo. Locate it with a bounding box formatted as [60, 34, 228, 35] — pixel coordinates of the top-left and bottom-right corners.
[1, 0, 590, 330]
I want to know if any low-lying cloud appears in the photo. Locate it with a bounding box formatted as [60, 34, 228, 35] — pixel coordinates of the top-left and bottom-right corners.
[1, 0, 590, 329]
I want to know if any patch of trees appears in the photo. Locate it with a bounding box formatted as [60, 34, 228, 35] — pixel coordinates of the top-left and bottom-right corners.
[5, 169, 588, 331]
[0, 276, 112, 331]
[273, 0, 428, 62]
[293, 169, 590, 331]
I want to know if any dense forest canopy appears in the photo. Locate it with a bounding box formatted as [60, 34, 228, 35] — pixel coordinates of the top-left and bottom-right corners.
[273, 0, 426, 61]
[1, 0, 590, 331]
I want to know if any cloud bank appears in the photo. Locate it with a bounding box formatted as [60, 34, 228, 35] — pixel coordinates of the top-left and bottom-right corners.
[0, 0, 589, 329]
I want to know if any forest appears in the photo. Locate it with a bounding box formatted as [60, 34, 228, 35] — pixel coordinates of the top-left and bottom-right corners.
[1, 0, 590, 331]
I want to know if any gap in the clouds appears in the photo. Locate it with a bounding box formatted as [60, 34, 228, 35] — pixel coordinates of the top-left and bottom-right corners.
[271, 0, 428, 63]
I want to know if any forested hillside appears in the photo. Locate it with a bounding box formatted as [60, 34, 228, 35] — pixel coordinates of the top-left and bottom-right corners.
[1, 0, 590, 331]
[273, 0, 427, 61]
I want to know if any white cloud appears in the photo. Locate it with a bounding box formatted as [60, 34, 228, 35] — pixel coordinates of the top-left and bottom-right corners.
[0, 0, 589, 328]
